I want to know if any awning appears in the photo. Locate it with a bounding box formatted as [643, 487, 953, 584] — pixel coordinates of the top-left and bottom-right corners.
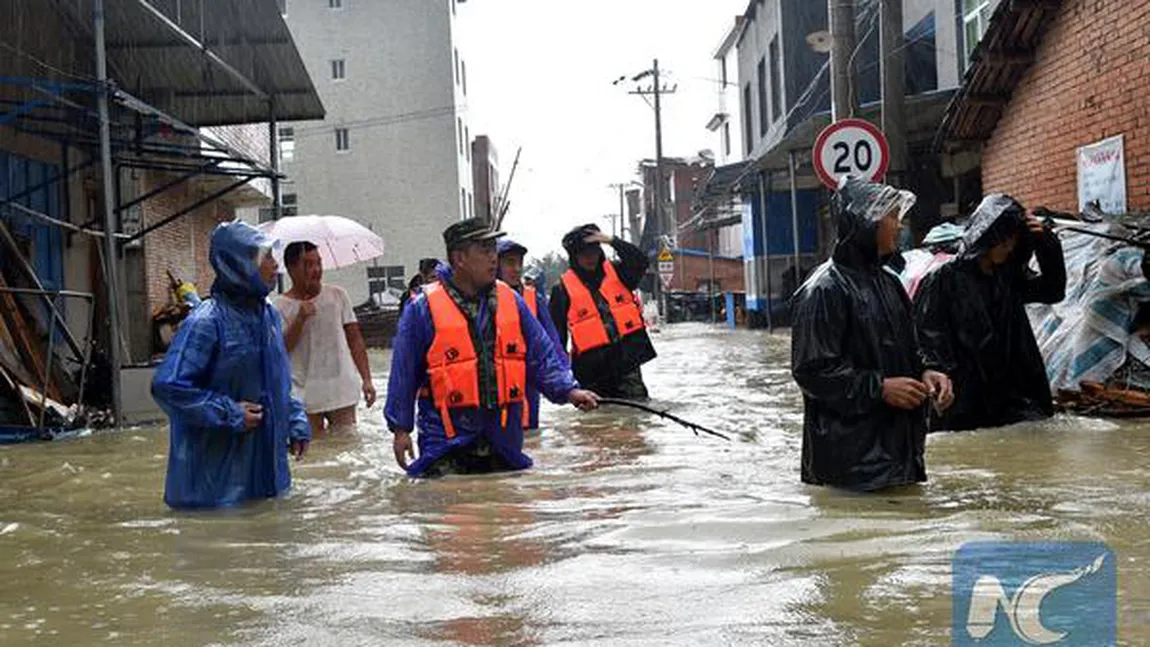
[935, 0, 1062, 151]
[50, 0, 324, 126]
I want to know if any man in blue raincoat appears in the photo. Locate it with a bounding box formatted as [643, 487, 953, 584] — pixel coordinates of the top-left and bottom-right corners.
[152, 220, 311, 509]
[497, 237, 567, 430]
[385, 218, 600, 478]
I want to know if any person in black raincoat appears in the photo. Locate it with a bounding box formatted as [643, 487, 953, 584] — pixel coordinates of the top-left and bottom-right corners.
[791, 176, 954, 492]
[914, 194, 1066, 432]
[550, 224, 656, 399]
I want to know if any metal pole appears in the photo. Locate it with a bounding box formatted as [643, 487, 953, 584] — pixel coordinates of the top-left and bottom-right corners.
[789, 151, 802, 311]
[880, 0, 907, 184]
[829, 0, 858, 121]
[617, 183, 625, 240]
[269, 99, 284, 293]
[709, 228, 717, 323]
[756, 170, 772, 333]
[95, 0, 123, 428]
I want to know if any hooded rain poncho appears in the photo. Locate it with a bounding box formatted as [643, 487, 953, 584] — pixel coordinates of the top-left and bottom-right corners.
[914, 194, 1065, 431]
[791, 176, 928, 492]
[152, 221, 310, 509]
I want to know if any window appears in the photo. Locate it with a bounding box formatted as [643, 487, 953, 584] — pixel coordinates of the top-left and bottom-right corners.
[282, 192, 298, 218]
[720, 57, 728, 87]
[454, 49, 460, 85]
[457, 118, 464, 155]
[963, 0, 993, 65]
[331, 59, 345, 80]
[335, 127, 349, 151]
[461, 59, 467, 96]
[461, 188, 468, 219]
[367, 266, 406, 295]
[452, 0, 456, 15]
[277, 126, 295, 163]
[769, 36, 782, 124]
[723, 123, 731, 157]
[465, 126, 471, 161]
[328, 0, 341, 8]
[756, 57, 768, 136]
[742, 83, 753, 155]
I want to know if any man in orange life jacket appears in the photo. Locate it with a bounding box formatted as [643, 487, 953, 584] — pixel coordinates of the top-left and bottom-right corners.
[550, 224, 657, 400]
[497, 237, 567, 430]
[385, 218, 600, 477]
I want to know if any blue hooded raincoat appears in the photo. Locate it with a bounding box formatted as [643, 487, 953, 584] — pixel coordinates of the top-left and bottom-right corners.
[384, 265, 578, 477]
[497, 238, 568, 430]
[152, 221, 310, 509]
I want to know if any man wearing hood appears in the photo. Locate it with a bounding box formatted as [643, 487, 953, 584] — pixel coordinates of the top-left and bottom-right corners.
[550, 224, 656, 399]
[399, 258, 442, 318]
[152, 220, 311, 509]
[385, 218, 600, 477]
[497, 237, 567, 430]
[791, 176, 954, 492]
[914, 194, 1066, 431]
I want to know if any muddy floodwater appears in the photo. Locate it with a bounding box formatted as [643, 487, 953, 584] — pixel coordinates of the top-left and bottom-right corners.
[1, 323, 1148, 645]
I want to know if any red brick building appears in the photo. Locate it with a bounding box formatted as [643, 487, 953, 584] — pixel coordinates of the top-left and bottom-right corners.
[939, 0, 1150, 212]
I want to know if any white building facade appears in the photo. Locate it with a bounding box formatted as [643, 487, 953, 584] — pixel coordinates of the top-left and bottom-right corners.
[280, 0, 475, 303]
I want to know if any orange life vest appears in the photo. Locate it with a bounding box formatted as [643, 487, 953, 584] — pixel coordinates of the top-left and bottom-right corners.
[561, 262, 645, 356]
[523, 285, 538, 318]
[425, 281, 527, 439]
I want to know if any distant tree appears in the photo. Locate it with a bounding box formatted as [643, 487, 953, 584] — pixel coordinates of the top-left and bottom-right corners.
[525, 251, 567, 294]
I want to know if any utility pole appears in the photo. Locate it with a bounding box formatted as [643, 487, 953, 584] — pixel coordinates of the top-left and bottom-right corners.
[94, 0, 123, 428]
[880, 0, 908, 185]
[608, 182, 627, 239]
[625, 59, 677, 318]
[829, 0, 858, 122]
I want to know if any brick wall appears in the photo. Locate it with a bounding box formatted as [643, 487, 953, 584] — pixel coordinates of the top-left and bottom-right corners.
[664, 252, 746, 293]
[141, 172, 235, 310]
[981, 0, 1150, 211]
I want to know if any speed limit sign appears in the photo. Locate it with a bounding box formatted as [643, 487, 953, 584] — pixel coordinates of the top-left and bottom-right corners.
[812, 118, 890, 189]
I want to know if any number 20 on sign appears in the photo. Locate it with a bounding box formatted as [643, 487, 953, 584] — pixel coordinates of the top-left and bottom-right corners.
[812, 118, 890, 190]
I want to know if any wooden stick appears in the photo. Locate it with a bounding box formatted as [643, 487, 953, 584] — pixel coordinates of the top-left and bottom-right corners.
[597, 397, 732, 441]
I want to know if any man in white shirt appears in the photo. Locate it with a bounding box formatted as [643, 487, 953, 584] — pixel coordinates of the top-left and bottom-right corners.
[274, 241, 376, 436]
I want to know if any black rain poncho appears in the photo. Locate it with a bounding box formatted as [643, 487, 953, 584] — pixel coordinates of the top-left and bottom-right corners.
[791, 177, 928, 492]
[914, 194, 1066, 432]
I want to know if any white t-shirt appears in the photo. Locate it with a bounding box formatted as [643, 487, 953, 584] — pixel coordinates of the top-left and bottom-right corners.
[274, 284, 361, 414]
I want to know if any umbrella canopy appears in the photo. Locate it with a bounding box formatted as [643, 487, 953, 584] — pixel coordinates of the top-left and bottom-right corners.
[257, 214, 385, 271]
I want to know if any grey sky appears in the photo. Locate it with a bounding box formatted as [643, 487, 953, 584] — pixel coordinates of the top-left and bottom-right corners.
[463, 0, 748, 261]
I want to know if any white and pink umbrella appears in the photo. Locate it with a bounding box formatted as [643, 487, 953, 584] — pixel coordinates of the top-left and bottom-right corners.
[257, 214, 385, 270]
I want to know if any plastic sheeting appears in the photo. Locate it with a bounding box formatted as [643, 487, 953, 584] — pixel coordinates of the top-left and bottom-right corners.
[1028, 221, 1150, 392]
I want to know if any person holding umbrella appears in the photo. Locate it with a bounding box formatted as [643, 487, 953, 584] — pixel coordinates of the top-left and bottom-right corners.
[385, 218, 600, 477]
[497, 237, 567, 430]
[274, 240, 376, 438]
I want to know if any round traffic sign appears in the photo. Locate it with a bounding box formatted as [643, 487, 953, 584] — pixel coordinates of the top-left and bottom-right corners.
[812, 118, 890, 189]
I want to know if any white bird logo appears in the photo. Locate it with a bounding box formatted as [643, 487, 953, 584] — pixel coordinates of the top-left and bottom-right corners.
[965, 553, 1107, 645]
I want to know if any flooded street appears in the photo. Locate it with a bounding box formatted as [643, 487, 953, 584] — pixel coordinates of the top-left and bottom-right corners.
[1, 322, 1149, 646]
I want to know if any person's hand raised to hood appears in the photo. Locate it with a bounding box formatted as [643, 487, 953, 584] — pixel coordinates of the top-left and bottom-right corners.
[584, 232, 613, 245]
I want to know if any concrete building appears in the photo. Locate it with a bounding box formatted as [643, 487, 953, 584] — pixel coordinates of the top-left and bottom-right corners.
[939, 0, 1147, 215]
[707, 17, 747, 167]
[280, 0, 475, 303]
[471, 135, 501, 224]
[698, 0, 966, 327]
[636, 157, 746, 294]
[0, 0, 322, 426]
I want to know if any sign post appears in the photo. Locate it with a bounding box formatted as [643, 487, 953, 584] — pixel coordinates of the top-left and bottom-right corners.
[812, 118, 890, 190]
[657, 247, 674, 290]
